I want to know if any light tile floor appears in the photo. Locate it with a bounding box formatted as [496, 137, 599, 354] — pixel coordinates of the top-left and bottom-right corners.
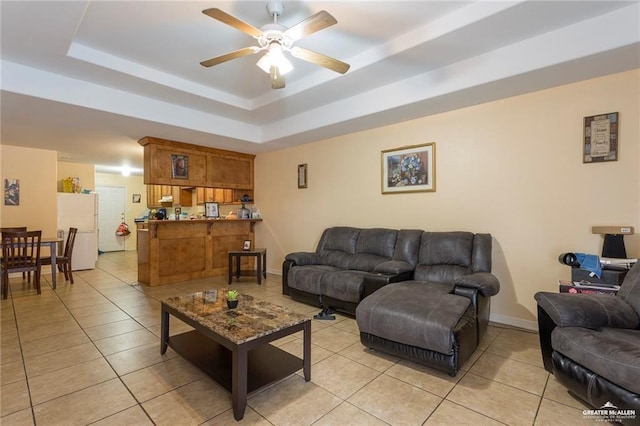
[1, 251, 590, 425]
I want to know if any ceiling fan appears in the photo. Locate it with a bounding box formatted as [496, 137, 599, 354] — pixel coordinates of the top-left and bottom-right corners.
[200, 2, 350, 89]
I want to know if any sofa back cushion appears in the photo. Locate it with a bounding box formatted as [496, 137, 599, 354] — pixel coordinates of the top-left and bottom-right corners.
[617, 262, 640, 318]
[317, 227, 360, 269]
[414, 232, 491, 284]
[349, 228, 398, 272]
[355, 228, 397, 258]
[393, 229, 423, 266]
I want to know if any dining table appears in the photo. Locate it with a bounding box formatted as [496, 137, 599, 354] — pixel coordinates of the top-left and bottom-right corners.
[0, 237, 64, 289]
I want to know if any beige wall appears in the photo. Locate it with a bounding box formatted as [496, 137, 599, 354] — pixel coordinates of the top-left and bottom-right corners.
[255, 69, 640, 329]
[95, 173, 148, 251]
[1, 146, 58, 246]
[57, 162, 96, 192]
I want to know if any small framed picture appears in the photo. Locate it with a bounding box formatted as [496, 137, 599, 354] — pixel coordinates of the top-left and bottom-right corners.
[4, 178, 19, 206]
[298, 164, 308, 189]
[171, 154, 189, 179]
[242, 240, 252, 251]
[583, 112, 619, 163]
[132, 193, 141, 203]
[205, 202, 219, 218]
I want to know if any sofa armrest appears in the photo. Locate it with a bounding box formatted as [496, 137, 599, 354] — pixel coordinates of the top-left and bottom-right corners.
[373, 260, 414, 275]
[454, 272, 500, 297]
[534, 292, 640, 329]
[285, 252, 321, 266]
[362, 271, 413, 298]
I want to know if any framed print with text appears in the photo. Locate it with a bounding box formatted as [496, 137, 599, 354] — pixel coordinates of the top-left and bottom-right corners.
[584, 112, 618, 163]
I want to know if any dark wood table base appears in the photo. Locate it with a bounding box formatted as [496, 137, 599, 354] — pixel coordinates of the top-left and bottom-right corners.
[161, 303, 311, 421]
[228, 249, 267, 285]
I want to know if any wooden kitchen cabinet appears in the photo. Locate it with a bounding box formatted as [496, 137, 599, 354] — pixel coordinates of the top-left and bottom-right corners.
[139, 136, 254, 189]
[146, 185, 181, 208]
[195, 188, 234, 205]
[180, 188, 193, 207]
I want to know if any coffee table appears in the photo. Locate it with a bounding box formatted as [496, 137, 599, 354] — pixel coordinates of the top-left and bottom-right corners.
[161, 289, 311, 420]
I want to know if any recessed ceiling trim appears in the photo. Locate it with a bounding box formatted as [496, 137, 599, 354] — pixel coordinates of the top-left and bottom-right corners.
[1, 60, 263, 143]
[259, 4, 640, 142]
[67, 42, 252, 110]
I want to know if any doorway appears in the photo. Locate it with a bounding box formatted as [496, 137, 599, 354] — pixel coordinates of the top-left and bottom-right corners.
[96, 186, 126, 252]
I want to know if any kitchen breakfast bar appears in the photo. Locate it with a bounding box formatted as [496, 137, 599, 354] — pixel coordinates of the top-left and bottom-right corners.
[137, 219, 261, 286]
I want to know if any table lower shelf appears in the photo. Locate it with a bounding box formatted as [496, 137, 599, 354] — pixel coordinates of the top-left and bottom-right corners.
[167, 330, 303, 393]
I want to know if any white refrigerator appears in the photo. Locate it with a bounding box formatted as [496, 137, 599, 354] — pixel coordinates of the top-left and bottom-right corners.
[57, 193, 99, 270]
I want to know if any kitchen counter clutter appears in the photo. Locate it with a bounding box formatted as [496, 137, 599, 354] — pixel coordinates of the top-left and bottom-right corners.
[137, 219, 261, 286]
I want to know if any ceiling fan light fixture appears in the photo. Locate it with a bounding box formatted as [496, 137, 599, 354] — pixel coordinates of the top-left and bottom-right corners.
[256, 43, 293, 75]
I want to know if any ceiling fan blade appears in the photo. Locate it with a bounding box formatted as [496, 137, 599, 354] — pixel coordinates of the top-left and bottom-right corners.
[290, 47, 350, 74]
[200, 47, 258, 67]
[202, 8, 263, 38]
[284, 10, 337, 42]
[270, 66, 285, 89]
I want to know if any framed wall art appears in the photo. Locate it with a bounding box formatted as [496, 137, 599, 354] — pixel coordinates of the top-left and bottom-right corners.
[4, 178, 19, 206]
[381, 143, 436, 194]
[584, 112, 618, 163]
[298, 164, 308, 189]
[205, 202, 219, 218]
[132, 193, 141, 203]
[171, 154, 189, 179]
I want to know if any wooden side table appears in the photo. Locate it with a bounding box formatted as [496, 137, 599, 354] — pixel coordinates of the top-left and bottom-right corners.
[228, 249, 267, 285]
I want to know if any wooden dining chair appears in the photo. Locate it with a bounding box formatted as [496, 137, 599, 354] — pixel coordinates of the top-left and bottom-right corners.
[1, 230, 42, 299]
[41, 227, 77, 284]
[1, 227, 28, 280]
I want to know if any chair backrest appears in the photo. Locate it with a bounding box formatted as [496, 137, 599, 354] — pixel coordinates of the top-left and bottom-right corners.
[1, 227, 27, 233]
[64, 227, 78, 258]
[1, 230, 42, 272]
[616, 262, 640, 318]
[413, 232, 492, 284]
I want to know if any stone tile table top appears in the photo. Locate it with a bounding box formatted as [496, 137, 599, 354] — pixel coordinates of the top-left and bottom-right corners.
[163, 288, 310, 345]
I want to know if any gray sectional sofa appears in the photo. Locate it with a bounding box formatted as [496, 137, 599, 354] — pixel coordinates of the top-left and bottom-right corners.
[282, 226, 501, 376]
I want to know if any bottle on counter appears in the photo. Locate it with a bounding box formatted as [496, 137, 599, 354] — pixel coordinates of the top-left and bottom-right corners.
[237, 203, 250, 219]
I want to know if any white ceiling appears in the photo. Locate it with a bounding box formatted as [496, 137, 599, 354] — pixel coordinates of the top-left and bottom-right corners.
[1, 1, 639, 174]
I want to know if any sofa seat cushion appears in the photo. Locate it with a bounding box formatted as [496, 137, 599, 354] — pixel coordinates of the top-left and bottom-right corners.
[356, 282, 471, 355]
[288, 265, 341, 295]
[552, 327, 640, 394]
[322, 270, 371, 303]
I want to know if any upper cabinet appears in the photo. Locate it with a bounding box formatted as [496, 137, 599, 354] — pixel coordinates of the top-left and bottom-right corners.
[139, 137, 254, 189]
[146, 185, 181, 208]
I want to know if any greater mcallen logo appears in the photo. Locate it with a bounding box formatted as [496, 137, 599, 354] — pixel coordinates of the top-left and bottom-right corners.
[583, 402, 636, 422]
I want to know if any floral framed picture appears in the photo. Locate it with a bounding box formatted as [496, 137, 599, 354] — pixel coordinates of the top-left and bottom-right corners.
[381, 143, 436, 194]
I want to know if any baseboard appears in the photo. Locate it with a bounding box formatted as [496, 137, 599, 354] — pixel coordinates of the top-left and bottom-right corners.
[268, 267, 539, 332]
[489, 313, 538, 331]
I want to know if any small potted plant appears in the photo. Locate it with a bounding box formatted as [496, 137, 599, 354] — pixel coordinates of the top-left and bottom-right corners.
[227, 289, 239, 309]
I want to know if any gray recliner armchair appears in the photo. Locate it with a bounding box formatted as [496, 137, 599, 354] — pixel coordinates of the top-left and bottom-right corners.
[534, 262, 640, 424]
